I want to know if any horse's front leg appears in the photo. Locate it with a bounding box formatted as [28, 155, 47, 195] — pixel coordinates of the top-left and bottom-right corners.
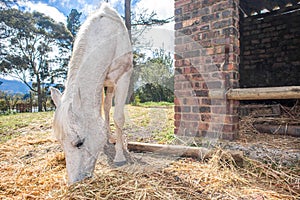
[112, 69, 132, 166]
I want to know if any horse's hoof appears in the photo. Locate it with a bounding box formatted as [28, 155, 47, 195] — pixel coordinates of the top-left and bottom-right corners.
[108, 138, 116, 144]
[114, 161, 127, 167]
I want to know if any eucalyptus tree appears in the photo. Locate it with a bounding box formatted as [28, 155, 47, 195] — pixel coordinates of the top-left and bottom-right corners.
[0, 0, 19, 9]
[0, 9, 72, 111]
[67, 9, 82, 39]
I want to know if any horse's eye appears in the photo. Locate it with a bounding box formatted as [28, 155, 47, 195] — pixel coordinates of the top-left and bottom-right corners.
[72, 138, 85, 149]
[75, 141, 84, 148]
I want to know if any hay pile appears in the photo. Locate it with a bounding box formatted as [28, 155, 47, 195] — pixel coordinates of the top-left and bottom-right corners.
[0, 130, 299, 199]
[238, 103, 300, 155]
[0, 133, 67, 199]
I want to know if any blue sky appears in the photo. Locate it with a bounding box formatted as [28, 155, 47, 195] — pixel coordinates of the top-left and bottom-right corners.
[18, 0, 175, 50]
[17, 0, 174, 25]
[1, 0, 175, 82]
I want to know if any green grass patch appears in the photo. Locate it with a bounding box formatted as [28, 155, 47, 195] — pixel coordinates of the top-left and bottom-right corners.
[137, 101, 174, 107]
[0, 112, 53, 143]
[154, 129, 175, 144]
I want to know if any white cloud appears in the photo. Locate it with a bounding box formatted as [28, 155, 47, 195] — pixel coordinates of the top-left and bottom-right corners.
[134, 0, 174, 20]
[133, 0, 175, 52]
[21, 2, 67, 24]
[60, 0, 71, 8]
[81, 4, 98, 16]
[78, 0, 117, 18]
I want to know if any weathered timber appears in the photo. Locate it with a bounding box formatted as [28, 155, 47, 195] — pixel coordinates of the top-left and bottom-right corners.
[227, 86, 300, 100]
[239, 104, 281, 117]
[254, 124, 300, 137]
[128, 142, 244, 164]
[209, 86, 300, 100]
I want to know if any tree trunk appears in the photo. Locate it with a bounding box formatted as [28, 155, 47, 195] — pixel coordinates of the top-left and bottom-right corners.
[125, 0, 131, 41]
[125, 0, 134, 103]
[37, 75, 43, 112]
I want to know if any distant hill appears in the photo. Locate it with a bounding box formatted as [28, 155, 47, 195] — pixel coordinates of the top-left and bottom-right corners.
[0, 78, 30, 94]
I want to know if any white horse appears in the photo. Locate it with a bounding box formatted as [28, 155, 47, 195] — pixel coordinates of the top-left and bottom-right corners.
[50, 3, 132, 184]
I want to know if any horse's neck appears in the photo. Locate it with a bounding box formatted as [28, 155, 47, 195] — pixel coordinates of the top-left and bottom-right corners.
[63, 65, 107, 112]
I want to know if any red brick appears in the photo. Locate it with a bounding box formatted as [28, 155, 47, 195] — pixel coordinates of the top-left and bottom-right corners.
[222, 124, 237, 133]
[175, 0, 240, 141]
[175, 90, 193, 98]
[175, 60, 183, 68]
[184, 59, 191, 66]
[206, 81, 223, 89]
[174, 120, 181, 128]
[174, 83, 182, 90]
[193, 106, 211, 113]
[211, 106, 227, 114]
[195, 90, 209, 97]
[199, 122, 209, 129]
[183, 97, 200, 105]
[224, 115, 239, 124]
[174, 114, 181, 120]
[221, 132, 238, 140]
[181, 121, 199, 129]
[201, 114, 211, 122]
[223, 63, 238, 71]
[175, 0, 192, 8]
[174, 97, 181, 106]
[201, 98, 212, 105]
[183, 114, 200, 121]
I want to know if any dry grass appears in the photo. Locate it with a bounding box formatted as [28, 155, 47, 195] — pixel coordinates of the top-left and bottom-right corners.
[1, 130, 299, 199]
[0, 105, 300, 199]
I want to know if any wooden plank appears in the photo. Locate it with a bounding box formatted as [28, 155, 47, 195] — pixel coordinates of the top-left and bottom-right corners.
[227, 86, 300, 100]
[239, 104, 281, 117]
[127, 142, 244, 164]
[254, 124, 300, 137]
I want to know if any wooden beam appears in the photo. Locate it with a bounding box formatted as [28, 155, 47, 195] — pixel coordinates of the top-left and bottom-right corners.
[227, 86, 300, 100]
[127, 142, 244, 164]
[254, 124, 300, 137]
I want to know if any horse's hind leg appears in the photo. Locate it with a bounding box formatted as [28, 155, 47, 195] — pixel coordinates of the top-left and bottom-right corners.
[104, 87, 116, 143]
[112, 69, 132, 166]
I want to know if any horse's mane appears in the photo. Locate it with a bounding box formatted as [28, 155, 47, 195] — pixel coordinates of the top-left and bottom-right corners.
[63, 3, 124, 100]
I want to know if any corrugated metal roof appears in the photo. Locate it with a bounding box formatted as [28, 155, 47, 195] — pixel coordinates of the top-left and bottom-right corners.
[240, 0, 300, 16]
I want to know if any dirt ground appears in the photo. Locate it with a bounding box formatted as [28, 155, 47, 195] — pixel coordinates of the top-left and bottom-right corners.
[0, 105, 299, 199]
[123, 106, 300, 167]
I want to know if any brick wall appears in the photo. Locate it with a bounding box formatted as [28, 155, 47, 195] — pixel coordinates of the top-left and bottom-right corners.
[240, 6, 300, 88]
[174, 0, 240, 140]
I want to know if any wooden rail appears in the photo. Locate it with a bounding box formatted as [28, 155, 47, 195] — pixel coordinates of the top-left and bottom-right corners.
[127, 142, 244, 163]
[209, 86, 300, 100]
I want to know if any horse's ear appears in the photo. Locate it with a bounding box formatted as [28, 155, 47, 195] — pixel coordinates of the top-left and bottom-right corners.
[50, 87, 62, 107]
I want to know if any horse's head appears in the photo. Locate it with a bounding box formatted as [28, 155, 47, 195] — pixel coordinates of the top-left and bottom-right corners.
[50, 87, 107, 184]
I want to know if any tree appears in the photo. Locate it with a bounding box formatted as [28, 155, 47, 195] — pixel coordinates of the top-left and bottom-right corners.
[122, 0, 174, 103]
[0, 9, 72, 111]
[134, 48, 174, 102]
[0, 91, 25, 113]
[49, 9, 82, 85]
[0, 0, 19, 9]
[67, 9, 82, 39]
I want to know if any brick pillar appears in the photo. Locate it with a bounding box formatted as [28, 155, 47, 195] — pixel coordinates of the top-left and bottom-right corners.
[174, 0, 240, 140]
